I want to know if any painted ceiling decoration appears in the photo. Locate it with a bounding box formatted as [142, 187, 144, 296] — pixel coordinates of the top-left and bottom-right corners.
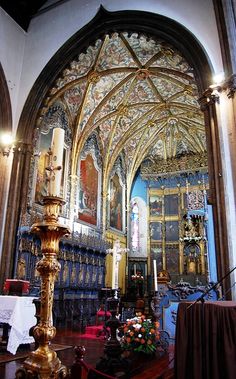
[38, 32, 206, 188]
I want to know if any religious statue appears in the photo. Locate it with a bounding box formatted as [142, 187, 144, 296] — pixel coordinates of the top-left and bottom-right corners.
[17, 257, 26, 279]
[85, 267, 90, 284]
[92, 266, 97, 284]
[63, 261, 69, 283]
[71, 264, 76, 284]
[107, 239, 129, 295]
[78, 265, 84, 284]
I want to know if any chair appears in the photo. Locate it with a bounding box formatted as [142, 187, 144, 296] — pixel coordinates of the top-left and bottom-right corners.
[96, 304, 112, 325]
[3, 279, 30, 296]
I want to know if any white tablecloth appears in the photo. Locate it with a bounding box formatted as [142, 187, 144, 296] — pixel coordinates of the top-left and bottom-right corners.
[0, 296, 37, 354]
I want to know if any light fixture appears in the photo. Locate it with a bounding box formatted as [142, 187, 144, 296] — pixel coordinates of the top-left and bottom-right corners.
[0, 132, 14, 156]
[212, 72, 225, 86]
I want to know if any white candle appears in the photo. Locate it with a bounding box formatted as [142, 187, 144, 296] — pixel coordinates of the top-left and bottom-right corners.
[50, 128, 65, 197]
[134, 264, 136, 276]
[153, 259, 158, 292]
[112, 248, 117, 290]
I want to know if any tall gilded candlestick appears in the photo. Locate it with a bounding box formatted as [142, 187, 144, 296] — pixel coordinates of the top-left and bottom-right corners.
[16, 128, 69, 379]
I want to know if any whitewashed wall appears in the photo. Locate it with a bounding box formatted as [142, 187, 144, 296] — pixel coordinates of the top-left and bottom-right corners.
[0, 8, 26, 129]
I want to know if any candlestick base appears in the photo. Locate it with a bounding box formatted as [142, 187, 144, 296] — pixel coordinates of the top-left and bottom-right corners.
[95, 295, 130, 378]
[15, 349, 67, 379]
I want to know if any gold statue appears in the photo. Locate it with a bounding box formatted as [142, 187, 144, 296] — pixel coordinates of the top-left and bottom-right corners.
[17, 257, 26, 279]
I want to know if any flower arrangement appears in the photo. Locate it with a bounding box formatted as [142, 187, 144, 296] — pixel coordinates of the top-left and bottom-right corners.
[120, 315, 160, 355]
[131, 271, 144, 283]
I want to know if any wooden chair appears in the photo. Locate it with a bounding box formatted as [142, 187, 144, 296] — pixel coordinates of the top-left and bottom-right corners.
[96, 304, 112, 325]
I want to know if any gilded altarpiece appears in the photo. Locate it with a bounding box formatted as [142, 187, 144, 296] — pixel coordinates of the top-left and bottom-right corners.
[148, 185, 208, 284]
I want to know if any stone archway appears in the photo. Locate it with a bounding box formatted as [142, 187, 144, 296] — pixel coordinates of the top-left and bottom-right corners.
[1, 7, 229, 290]
[0, 62, 12, 284]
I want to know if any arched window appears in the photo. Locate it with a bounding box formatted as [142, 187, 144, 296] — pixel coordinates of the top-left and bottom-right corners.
[131, 202, 139, 253]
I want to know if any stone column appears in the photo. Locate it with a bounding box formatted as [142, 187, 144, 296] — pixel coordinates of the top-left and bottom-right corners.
[0, 153, 13, 262]
[0, 142, 32, 290]
[199, 80, 236, 297]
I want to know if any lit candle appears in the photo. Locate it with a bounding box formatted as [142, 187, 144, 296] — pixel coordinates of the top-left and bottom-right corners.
[153, 259, 158, 292]
[50, 128, 65, 197]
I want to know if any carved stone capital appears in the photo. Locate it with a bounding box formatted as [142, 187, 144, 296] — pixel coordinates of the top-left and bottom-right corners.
[198, 87, 220, 111]
[225, 74, 236, 98]
[13, 141, 33, 156]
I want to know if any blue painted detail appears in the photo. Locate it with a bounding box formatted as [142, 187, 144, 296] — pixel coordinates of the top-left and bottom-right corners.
[206, 205, 218, 282]
[159, 287, 218, 340]
[131, 173, 147, 201]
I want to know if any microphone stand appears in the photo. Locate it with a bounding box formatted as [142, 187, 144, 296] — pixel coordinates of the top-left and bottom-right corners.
[187, 266, 236, 309]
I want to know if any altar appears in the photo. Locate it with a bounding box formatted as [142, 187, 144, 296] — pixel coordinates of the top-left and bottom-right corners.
[0, 296, 37, 354]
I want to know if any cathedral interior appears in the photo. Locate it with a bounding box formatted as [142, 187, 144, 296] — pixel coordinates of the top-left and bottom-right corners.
[0, 1, 235, 378]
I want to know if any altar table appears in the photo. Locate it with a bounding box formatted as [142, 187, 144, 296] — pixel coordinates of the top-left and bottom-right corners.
[0, 296, 37, 354]
[174, 301, 236, 379]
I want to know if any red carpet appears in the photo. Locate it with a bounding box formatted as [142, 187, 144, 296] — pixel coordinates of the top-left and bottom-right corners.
[79, 325, 110, 340]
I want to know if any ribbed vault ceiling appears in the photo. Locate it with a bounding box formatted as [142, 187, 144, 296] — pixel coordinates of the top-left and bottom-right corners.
[39, 32, 206, 184]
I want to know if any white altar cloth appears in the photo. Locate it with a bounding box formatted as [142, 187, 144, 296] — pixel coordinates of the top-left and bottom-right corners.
[0, 296, 36, 354]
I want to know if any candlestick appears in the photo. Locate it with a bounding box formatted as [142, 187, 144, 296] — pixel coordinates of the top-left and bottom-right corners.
[16, 196, 70, 379]
[49, 128, 65, 197]
[153, 259, 158, 292]
[112, 246, 117, 290]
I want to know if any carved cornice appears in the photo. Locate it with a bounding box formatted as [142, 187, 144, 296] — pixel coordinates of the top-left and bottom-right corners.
[141, 152, 208, 178]
[199, 74, 236, 107]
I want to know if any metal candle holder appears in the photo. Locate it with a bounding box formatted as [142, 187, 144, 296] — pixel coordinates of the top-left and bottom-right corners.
[16, 196, 70, 379]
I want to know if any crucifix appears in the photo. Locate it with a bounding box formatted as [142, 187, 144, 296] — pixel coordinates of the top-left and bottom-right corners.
[107, 239, 129, 298]
[45, 128, 65, 197]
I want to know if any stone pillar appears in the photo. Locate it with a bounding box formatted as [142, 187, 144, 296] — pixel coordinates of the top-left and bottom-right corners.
[199, 79, 236, 297]
[0, 153, 13, 262]
[0, 142, 32, 290]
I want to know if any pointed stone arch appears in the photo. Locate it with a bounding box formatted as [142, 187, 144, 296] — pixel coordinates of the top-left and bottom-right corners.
[0, 63, 12, 133]
[0, 63, 13, 288]
[3, 7, 229, 288]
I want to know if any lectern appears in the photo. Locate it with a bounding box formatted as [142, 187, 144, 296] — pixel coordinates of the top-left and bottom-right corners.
[174, 301, 236, 379]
